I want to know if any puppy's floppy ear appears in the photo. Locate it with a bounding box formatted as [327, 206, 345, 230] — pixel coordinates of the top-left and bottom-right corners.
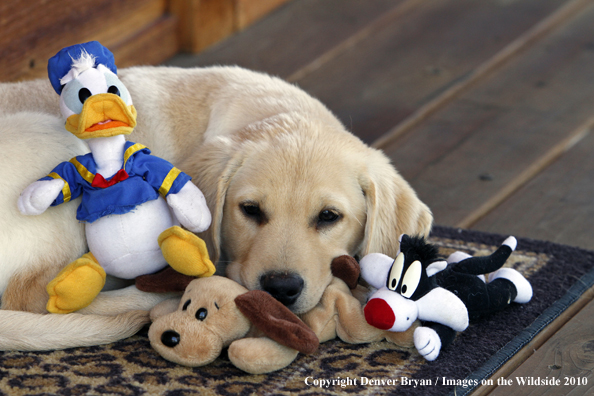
[235, 291, 319, 354]
[359, 149, 432, 258]
[209, 150, 245, 264]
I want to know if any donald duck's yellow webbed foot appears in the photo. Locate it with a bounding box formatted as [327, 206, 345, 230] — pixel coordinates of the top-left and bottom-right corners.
[46, 253, 106, 314]
[158, 226, 215, 277]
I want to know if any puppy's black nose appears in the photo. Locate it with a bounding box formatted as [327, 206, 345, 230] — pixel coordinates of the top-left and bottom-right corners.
[260, 272, 304, 307]
[161, 330, 181, 348]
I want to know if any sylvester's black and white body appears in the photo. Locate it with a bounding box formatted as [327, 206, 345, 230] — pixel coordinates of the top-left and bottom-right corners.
[361, 235, 532, 361]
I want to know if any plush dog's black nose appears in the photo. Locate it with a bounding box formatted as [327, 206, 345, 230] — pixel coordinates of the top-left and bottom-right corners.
[161, 330, 181, 348]
[260, 272, 304, 307]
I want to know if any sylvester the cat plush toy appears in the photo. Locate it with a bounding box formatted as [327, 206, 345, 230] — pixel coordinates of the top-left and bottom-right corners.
[360, 234, 532, 361]
[18, 41, 214, 314]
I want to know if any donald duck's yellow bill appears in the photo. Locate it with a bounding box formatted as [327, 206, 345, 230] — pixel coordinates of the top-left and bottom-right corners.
[65, 93, 137, 139]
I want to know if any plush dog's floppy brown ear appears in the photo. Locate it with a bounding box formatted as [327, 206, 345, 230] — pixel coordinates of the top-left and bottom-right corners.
[359, 149, 433, 258]
[331, 255, 360, 289]
[235, 290, 319, 354]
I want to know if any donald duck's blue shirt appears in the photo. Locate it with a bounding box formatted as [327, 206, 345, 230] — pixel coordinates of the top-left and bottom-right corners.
[40, 141, 191, 222]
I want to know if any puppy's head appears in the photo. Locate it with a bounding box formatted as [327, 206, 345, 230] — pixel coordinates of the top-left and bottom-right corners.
[189, 114, 432, 314]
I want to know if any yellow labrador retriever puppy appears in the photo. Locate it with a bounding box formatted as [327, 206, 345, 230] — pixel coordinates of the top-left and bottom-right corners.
[0, 66, 432, 349]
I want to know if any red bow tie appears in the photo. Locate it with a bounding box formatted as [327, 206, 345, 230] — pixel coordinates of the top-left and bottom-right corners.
[91, 169, 129, 188]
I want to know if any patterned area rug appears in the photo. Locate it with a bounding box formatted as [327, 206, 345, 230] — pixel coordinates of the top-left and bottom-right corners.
[1, 226, 593, 396]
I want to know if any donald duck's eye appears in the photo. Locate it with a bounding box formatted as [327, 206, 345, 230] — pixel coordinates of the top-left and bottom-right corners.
[108, 85, 120, 96]
[78, 88, 92, 104]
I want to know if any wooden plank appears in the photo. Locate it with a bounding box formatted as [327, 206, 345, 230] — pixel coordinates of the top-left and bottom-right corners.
[293, 0, 570, 143]
[373, 0, 592, 150]
[471, 287, 594, 396]
[169, 0, 235, 53]
[286, 0, 423, 83]
[485, 289, 594, 395]
[377, 1, 594, 230]
[471, 125, 594, 251]
[111, 16, 180, 69]
[235, 0, 290, 30]
[0, 0, 167, 82]
[165, 0, 404, 78]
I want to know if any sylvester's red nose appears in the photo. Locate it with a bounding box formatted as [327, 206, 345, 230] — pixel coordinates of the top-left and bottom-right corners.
[364, 298, 395, 330]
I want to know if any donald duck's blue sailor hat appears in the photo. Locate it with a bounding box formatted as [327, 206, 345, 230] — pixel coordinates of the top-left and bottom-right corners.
[47, 41, 117, 94]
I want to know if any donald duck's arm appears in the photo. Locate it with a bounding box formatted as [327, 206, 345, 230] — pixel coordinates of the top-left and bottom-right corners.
[133, 152, 212, 233]
[18, 179, 66, 216]
[166, 182, 211, 233]
[18, 161, 84, 216]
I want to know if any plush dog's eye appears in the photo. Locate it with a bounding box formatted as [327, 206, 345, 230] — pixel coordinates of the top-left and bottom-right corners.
[182, 299, 191, 311]
[240, 202, 265, 224]
[195, 308, 208, 321]
[318, 209, 340, 224]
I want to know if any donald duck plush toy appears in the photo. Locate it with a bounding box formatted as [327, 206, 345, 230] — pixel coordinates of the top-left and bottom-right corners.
[18, 41, 215, 314]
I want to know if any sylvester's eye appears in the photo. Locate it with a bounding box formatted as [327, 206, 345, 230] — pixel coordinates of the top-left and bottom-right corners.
[78, 88, 92, 104]
[400, 261, 422, 298]
[387, 253, 405, 291]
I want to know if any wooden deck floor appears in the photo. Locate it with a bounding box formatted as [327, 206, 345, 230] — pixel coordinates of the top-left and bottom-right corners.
[166, 0, 594, 393]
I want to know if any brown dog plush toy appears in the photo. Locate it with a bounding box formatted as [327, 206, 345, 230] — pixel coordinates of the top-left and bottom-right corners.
[148, 275, 319, 374]
[143, 256, 415, 374]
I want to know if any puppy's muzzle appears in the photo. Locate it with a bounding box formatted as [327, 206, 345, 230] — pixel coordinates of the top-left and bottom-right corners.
[260, 272, 304, 307]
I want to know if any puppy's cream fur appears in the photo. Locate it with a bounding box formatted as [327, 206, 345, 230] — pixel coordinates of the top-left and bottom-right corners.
[0, 66, 431, 349]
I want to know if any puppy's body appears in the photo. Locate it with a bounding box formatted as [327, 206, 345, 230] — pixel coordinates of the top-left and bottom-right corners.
[0, 66, 432, 349]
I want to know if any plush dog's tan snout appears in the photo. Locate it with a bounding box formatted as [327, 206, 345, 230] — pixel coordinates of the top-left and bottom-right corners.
[260, 272, 304, 307]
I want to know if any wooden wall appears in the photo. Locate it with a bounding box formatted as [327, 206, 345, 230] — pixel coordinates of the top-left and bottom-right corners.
[0, 0, 290, 82]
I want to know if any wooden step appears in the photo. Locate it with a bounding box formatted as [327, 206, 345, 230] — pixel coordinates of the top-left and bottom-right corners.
[0, 0, 168, 82]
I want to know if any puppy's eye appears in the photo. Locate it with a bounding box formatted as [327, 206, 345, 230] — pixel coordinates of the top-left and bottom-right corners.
[318, 209, 341, 225]
[182, 299, 191, 311]
[195, 308, 208, 321]
[240, 202, 265, 224]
